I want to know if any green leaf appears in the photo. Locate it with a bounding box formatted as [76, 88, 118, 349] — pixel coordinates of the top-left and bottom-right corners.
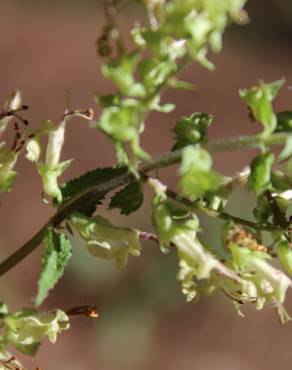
[248, 151, 274, 194]
[35, 229, 72, 306]
[109, 181, 144, 215]
[239, 79, 284, 136]
[94, 94, 120, 108]
[61, 166, 127, 216]
[172, 112, 213, 150]
[179, 146, 221, 199]
[138, 58, 177, 94]
[101, 53, 145, 98]
[95, 99, 144, 142]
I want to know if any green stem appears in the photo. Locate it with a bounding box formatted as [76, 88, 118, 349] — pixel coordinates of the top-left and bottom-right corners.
[165, 188, 282, 232]
[0, 131, 288, 276]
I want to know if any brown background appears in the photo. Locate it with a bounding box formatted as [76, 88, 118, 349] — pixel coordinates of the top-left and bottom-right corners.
[1, 1, 292, 369]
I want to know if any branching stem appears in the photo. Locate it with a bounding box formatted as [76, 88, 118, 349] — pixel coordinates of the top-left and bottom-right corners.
[0, 131, 289, 276]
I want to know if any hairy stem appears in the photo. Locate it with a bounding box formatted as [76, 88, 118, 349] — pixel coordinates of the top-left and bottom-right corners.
[0, 131, 289, 276]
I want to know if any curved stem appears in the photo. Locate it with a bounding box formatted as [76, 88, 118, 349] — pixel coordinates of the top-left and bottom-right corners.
[0, 131, 288, 276]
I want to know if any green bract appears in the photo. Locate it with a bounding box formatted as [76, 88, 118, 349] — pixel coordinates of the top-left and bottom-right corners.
[248, 151, 274, 194]
[179, 146, 221, 199]
[173, 112, 213, 150]
[240, 79, 284, 136]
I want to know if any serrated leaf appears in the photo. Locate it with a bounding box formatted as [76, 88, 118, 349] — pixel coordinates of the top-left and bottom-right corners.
[248, 151, 274, 194]
[109, 181, 144, 215]
[61, 166, 127, 216]
[35, 229, 72, 306]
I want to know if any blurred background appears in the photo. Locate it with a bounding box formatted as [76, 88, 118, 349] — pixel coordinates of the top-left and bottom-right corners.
[1, 1, 292, 369]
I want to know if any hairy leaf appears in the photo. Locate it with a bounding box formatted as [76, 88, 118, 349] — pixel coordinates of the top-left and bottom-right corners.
[109, 181, 144, 215]
[61, 166, 127, 216]
[35, 229, 72, 306]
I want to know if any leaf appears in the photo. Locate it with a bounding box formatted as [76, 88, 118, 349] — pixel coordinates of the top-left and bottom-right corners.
[35, 229, 72, 306]
[101, 52, 145, 98]
[138, 58, 177, 94]
[179, 146, 221, 199]
[239, 79, 284, 136]
[248, 151, 274, 194]
[94, 94, 120, 108]
[109, 181, 144, 215]
[172, 112, 213, 150]
[61, 166, 127, 216]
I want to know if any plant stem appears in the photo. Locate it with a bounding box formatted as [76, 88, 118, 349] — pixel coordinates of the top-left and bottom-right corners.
[164, 188, 281, 232]
[0, 131, 289, 276]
